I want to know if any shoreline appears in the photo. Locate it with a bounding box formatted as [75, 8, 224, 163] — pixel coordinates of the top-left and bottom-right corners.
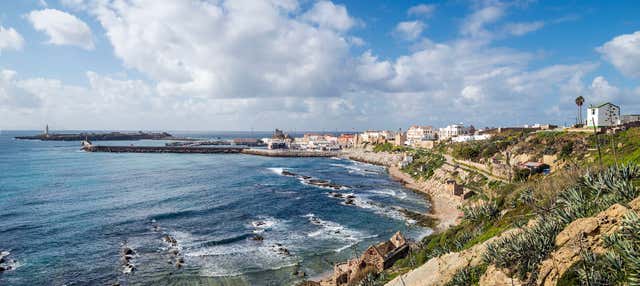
[340, 149, 461, 233]
[386, 166, 461, 233]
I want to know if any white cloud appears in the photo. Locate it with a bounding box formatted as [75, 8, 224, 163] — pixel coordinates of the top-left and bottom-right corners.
[302, 1, 357, 32]
[598, 31, 640, 78]
[82, 0, 355, 100]
[393, 21, 425, 41]
[26, 9, 94, 50]
[503, 21, 544, 36]
[407, 4, 436, 18]
[0, 25, 25, 52]
[588, 76, 619, 103]
[1, 1, 616, 130]
[460, 5, 504, 39]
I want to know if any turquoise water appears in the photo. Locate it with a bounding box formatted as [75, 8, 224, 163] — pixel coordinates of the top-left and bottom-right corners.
[0, 131, 430, 285]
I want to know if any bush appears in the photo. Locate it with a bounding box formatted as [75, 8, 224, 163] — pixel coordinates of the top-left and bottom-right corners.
[444, 264, 488, 286]
[461, 201, 500, 223]
[485, 163, 640, 282]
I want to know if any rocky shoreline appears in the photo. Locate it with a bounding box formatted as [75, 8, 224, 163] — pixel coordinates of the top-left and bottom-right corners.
[340, 149, 461, 233]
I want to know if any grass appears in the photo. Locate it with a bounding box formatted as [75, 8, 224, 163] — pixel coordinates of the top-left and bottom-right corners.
[365, 128, 640, 286]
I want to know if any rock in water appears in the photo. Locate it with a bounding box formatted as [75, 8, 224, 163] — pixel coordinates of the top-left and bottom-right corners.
[122, 263, 135, 274]
[122, 247, 135, 256]
[0, 251, 8, 264]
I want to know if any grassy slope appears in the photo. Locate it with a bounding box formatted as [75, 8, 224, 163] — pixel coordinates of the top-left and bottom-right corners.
[370, 127, 640, 286]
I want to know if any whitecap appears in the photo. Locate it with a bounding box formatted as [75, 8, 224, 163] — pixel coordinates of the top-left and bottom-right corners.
[266, 167, 284, 175]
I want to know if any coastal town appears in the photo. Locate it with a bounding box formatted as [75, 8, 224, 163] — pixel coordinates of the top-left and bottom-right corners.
[13, 99, 640, 286]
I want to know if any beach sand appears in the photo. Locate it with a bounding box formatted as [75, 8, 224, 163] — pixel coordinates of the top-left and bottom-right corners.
[387, 166, 461, 232]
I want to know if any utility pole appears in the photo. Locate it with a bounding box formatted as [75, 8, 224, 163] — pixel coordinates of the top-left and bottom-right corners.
[592, 119, 603, 169]
[610, 132, 619, 166]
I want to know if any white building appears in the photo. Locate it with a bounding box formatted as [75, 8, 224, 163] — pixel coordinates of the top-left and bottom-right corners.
[587, 102, 620, 127]
[621, 114, 640, 124]
[451, 134, 492, 143]
[359, 130, 394, 143]
[406, 125, 436, 145]
[439, 124, 470, 140]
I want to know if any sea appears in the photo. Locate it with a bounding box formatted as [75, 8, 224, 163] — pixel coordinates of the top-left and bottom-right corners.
[0, 131, 431, 286]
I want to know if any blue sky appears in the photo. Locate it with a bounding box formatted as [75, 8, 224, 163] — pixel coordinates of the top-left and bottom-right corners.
[1, 0, 639, 131]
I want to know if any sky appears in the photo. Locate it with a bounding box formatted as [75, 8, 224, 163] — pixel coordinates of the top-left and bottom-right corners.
[0, 0, 639, 131]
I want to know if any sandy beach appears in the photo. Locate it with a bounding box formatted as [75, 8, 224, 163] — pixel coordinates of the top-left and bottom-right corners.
[341, 148, 461, 233]
[387, 166, 461, 232]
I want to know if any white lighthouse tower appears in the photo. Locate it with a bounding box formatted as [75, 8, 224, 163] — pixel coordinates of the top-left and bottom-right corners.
[45, 124, 49, 137]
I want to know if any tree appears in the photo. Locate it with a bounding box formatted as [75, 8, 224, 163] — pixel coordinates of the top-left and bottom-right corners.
[575, 96, 585, 126]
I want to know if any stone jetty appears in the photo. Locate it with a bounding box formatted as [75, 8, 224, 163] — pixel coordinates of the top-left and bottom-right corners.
[16, 131, 173, 141]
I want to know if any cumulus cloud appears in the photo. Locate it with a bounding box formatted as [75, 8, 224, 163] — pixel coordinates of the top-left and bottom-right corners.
[598, 31, 640, 78]
[460, 5, 504, 39]
[503, 21, 544, 36]
[0, 25, 25, 52]
[407, 4, 436, 18]
[302, 1, 358, 32]
[82, 0, 355, 100]
[2, 1, 615, 130]
[393, 21, 425, 41]
[26, 9, 94, 50]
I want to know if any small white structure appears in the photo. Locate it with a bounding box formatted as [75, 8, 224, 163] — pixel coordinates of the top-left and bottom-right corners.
[439, 124, 470, 140]
[621, 114, 640, 124]
[587, 102, 620, 127]
[406, 125, 436, 145]
[451, 134, 492, 142]
[359, 130, 395, 143]
[398, 153, 413, 168]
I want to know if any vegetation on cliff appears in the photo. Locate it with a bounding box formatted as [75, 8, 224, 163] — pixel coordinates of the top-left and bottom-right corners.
[367, 127, 640, 286]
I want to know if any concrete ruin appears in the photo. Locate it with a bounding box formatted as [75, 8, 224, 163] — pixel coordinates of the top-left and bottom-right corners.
[324, 232, 409, 286]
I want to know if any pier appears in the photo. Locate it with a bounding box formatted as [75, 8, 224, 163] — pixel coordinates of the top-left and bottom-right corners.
[83, 145, 246, 154]
[81, 142, 341, 157]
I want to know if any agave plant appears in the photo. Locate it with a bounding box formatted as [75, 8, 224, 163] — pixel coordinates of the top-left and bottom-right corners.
[461, 201, 500, 223]
[487, 163, 640, 284]
[444, 264, 487, 286]
[483, 217, 562, 280]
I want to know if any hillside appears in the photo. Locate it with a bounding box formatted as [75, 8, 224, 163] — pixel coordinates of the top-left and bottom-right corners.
[359, 127, 640, 286]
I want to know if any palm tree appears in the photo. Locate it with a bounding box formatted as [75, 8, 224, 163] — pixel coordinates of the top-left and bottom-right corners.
[575, 96, 585, 126]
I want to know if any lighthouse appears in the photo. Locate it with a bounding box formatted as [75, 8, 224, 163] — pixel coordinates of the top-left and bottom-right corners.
[45, 124, 49, 137]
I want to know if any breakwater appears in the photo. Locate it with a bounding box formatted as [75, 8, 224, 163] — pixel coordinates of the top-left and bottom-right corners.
[16, 131, 173, 141]
[81, 144, 341, 157]
[83, 145, 246, 154]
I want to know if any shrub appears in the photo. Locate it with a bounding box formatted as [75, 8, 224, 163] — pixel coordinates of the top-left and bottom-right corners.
[461, 201, 500, 223]
[444, 264, 488, 286]
[485, 163, 640, 282]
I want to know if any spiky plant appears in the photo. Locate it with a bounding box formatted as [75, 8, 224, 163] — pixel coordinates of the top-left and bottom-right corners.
[483, 217, 563, 280]
[444, 264, 487, 286]
[461, 201, 500, 223]
[486, 164, 639, 283]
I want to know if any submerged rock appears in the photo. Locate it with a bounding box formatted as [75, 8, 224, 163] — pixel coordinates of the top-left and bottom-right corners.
[281, 170, 297, 177]
[122, 264, 135, 274]
[0, 251, 8, 264]
[251, 234, 264, 241]
[329, 192, 343, 198]
[163, 235, 178, 246]
[122, 247, 135, 256]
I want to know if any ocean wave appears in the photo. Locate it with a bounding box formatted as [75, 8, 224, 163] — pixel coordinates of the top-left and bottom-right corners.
[303, 213, 381, 253]
[341, 195, 418, 225]
[172, 229, 300, 277]
[248, 216, 283, 233]
[369, 189, 408, 200]
[329, 163, 380, 176]
[303, 213, 371, 242]
[267, 167, 350, 190]
[266, 167, 285, 175]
